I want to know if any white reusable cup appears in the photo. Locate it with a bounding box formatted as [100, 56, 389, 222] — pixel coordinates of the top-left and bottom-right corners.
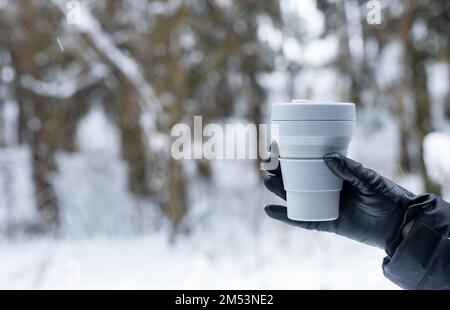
[271, 100, 356, 221]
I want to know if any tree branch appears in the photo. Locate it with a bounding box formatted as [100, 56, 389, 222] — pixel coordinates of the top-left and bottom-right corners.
[19, 67, 105, 99]
[51, 0, 162, 132]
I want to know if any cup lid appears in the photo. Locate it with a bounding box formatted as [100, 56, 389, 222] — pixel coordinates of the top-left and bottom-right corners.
[272, 100, 356, 121]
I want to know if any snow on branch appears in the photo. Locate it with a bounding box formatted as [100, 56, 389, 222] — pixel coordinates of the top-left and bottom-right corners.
[20, 68, 104, 99]
[52, 0, 162, 131]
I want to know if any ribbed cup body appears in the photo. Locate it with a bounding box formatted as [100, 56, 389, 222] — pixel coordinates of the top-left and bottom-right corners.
[272, 100, 356, 221]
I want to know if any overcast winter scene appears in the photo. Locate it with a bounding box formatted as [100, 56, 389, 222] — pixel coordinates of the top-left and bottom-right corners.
[0, 0, 449, 290]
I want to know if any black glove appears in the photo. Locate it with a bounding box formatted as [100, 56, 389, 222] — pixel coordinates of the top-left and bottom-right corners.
[264, 152, 436, 251]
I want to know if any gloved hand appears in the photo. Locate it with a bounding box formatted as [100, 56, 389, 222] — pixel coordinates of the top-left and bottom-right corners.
[264, 152, 435, 251]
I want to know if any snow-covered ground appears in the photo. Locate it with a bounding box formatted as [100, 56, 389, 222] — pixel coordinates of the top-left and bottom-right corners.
[0, 224, 396, 289]
[0, 140, 397, 290]
[424, 131, 450, 200]
[1, 104, 449, 289]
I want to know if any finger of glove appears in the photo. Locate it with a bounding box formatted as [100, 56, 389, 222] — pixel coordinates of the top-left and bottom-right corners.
[264, 205, 323, 230]
[264, 142, 282, 176]
[264, 175, 286, 200]
[324, 152, 409, 203]
[264, 157, 281, 176]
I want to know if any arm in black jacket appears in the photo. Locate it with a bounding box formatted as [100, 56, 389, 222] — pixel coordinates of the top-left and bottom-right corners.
[383, 196, 450, 289]
[264, 152, 450, 290]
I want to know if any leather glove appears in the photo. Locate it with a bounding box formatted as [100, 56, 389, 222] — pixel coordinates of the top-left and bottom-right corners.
[264, 152, 436, 251]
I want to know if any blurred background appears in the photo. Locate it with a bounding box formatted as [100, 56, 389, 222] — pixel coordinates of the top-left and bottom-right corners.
[0, 0, 449, 289]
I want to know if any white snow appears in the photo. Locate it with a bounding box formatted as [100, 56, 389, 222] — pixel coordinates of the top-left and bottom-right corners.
[427, 62, 450, 130]
[1, 66, 15, 83]
[349, 104, 400, 177]
[282, 0, 324, 40]
[75, 104, 121, 156]
[0, 146, 37, 229]
[54, 105, 159, 237]
[0, 120, 402, 289]
[257, 15, 283, 52]
[54, 151, 157, 237]
[0, 221, 397, 289]
[299, 36, 339, 67]
[375, 40, 404, 89]
[1, 99, 19, 145]
[20, 69, 104, 99]
[424, 132, 450, 199]
[53, 0, 161, 121]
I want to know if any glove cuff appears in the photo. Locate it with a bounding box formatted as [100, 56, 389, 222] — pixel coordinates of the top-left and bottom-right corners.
[385, 194, 438, 257]
[382, 195, 450, 289]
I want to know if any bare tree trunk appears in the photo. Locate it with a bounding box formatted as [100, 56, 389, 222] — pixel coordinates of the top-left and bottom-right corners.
[32, 145, 59, 229]
[401, 1, 441, 195]
[413, 60, 441, 194]
[115, 86, 151, 197]
[16, 88, 61, 229]
[166, 158, 187, 233]
[399, 122, 413, 172]
[393, 94, 413, 172]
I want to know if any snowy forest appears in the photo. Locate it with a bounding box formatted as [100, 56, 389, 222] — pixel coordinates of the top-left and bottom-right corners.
[0, 0, 449, 289]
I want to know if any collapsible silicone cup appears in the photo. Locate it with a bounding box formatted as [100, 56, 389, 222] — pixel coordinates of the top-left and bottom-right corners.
[280, 159, 343, 221]
[271, 100, 356, 221]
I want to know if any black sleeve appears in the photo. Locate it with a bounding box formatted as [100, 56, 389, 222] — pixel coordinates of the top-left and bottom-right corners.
[382, 196, 450, 290]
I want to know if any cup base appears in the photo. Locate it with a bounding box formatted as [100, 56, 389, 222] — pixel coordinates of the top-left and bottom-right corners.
[286, 190, 340, 221]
